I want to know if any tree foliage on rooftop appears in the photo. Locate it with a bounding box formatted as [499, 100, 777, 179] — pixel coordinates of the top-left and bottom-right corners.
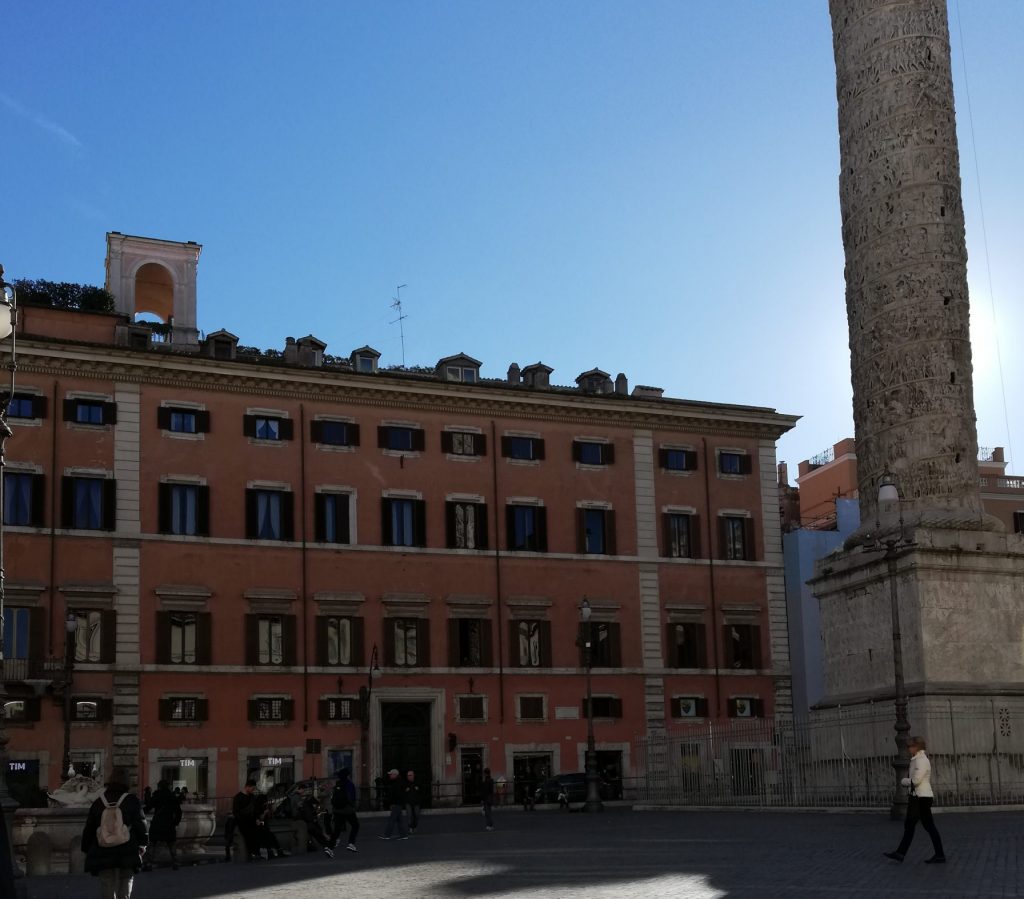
[14, 279, 115, 313]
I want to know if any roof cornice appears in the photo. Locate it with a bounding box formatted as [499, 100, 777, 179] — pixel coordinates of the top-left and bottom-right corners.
[14, 340, 800, 439]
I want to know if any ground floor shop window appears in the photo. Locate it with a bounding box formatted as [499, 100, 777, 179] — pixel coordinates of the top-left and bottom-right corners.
[160, 757, 209, 799]
[246, 755, 295, 794]
[327, 748, 354, 779]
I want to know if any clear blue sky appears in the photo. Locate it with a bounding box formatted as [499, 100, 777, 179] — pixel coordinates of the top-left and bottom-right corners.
[3, 1, 1021, 478]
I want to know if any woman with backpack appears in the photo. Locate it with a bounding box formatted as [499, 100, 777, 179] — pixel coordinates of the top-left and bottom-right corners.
[80, 767, 149, 899]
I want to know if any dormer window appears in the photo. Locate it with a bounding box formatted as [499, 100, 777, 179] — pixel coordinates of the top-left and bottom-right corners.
[351, 346, 381, 374]
[437, 354, 482, 383]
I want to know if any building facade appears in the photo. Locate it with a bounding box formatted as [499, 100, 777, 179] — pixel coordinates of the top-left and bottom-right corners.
[2, 233, 797, 806]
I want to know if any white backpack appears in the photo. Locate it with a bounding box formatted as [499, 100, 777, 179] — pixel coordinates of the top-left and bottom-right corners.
[97, 793, 131, 848]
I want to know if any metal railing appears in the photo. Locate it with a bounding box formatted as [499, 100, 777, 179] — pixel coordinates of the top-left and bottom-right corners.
[634, 702, 1024, 809]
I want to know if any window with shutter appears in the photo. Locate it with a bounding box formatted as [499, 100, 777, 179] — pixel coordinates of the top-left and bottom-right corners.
[517, 696, 544, 720]
[724, 623, 762, 669]
[457, 695, 485, 721]
[668, 622, 706, 668]
[507, 505, 546, 551]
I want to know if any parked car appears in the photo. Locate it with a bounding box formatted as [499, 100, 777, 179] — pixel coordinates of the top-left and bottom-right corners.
[534, 773, 613, 806]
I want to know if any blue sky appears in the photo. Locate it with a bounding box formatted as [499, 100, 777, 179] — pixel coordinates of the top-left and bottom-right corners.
[3, 1, 1021, 478]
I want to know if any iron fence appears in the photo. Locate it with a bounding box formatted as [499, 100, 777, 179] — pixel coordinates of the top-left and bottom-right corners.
[634, 702, 1024, 809]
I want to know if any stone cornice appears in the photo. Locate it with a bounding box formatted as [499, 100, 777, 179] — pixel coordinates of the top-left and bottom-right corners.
[15, 340, 799, 439]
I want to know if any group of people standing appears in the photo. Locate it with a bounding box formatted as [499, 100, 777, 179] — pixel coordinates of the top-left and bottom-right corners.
[230, 768, 362, 861]
[378, 768, 423, 839]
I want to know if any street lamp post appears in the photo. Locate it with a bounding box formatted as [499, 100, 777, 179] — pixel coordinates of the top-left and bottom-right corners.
[579, 599, 604, 813]
[875, 473, 912, 821]
[61, 613, 77, 780]
[0, 268, 20, 896]
[358, 643, 380, 811]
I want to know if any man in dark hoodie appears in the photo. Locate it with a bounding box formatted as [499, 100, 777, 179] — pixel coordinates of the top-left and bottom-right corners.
[329, 768, 360, 851]
[80, 767, 149, 899]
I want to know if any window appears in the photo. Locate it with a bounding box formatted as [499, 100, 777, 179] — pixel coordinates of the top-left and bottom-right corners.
[458, 695, 485, 721]
[724, 624, 762, 669]
[672, 697, 709, 719]
[69, 697, 112, 722]
[248, 697, 294, 723]
[311, 420, 360, 447]
[573, 441, 614, 466]
[3, 472, 43, 527]
[502, 436, 544, 461]
[506, 505, 547, 552]
[69, 610, 115, 664]
[3, 607, 34, 661]
[315, 615, 365, 667]
[388, 618, 429, 667]
[721, 516, 754, 561]
[718, 451, 752, 475]
[445, 365, 477, 383]
[728, 697, 764, 718]
[246, 488, 294, 541]
[245, 614, 296, 667]
[156, 611, 212, 665]
[441, 431, 485, 457]
[62, 476, 115, 530]
[1014, 511, 1024, 534]
[512, 620, 550, 668]
[377, 426, 424, 452]
[381, 497, 426, 547]
[64, 398, 116, 426]
[8, 393, 45, 419]
[577, 508, 615, 554]
[660, 448, 697, 472]
[157, 406, 210, 434]
[315, 493, 351, 544]
[580, 622, 621, 668]
[517, 696, 545, 721]
[667, 622, 707, 668]
[582, 696, 622, 718]
[159, 697, 208, 722]
[243, 414, 293, 441]
[664, 512, 698, 558]
[158, 483, 209, 536]
[3, 698, 40, 722]
[318, 697, 357, 721]
[446, 501, 487, 549]
[448, 618, 492, 667]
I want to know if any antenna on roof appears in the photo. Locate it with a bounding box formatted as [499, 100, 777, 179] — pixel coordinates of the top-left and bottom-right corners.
[390, 284, 409, 366]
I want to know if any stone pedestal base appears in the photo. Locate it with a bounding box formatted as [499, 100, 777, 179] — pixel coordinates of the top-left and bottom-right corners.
[812, 526, 1024, 707]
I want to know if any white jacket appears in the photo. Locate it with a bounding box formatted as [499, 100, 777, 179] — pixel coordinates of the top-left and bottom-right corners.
[902, 750, 933, 798]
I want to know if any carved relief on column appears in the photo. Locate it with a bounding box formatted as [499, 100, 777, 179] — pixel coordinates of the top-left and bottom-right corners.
[830, 0, 993, 532]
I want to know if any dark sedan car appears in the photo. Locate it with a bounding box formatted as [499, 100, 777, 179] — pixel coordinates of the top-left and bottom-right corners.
[534, 773, 613, 806]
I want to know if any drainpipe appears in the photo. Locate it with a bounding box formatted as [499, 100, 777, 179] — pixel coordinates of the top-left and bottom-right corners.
[48, 380, 59, 658]
[702, 437, 722, 718]
[299, 403, 310, 738]
[490, 420, 505, 725]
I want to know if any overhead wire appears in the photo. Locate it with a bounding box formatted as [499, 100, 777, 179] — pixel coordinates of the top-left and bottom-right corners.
[953, 0, 1015, 470]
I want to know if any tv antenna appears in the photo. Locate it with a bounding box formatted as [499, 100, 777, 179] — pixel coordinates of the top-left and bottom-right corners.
[390, 284, 409, 366]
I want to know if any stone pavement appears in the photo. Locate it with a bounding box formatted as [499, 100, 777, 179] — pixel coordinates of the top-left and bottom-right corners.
[18, 806, 1024, 898]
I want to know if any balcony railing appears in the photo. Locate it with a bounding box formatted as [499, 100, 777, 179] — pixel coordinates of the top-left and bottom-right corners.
[2, 656, 64, 686]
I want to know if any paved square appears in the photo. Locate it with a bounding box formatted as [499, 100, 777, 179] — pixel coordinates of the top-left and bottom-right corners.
[20, 807, 1024, 898]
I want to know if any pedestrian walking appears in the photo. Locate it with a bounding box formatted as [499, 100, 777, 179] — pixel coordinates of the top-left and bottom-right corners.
[80, 767, 149, 899]
[481, 767, 495, 831]
[379, 769, 410, 840]
[329, 769, 360, 852]
[884, 736, 946, 864]
[296, 784, 334, 857]
[143, 780, 182, 869]
[405, 770, 422, 832]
